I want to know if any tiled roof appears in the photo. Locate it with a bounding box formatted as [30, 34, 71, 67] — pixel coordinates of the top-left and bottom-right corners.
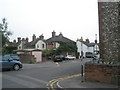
[81, 41, 97, 47]
[46, 35, 75, 44]
[25, 38, 47, 48]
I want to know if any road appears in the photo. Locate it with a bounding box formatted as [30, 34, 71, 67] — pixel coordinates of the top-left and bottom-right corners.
[2, 58, 91, 89]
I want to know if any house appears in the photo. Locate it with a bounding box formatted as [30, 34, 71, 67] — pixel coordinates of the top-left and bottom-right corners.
[15, 34, 46, 63]
[46, 31, 75, 50]
[17, 34, 46, 50]
[17, 31, 75, 51]
[76, 37, 99, 58]
[5, 38, 21, 47]
[11, 31, 75, 62]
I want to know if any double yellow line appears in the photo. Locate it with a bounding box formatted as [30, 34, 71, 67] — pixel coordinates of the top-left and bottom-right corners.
[46, 73, 82, 90]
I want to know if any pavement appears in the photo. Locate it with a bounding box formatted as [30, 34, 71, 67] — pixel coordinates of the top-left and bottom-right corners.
[58, 75, 119, 89]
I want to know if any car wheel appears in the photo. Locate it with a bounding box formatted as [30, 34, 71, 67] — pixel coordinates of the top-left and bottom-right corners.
[13, 64, 20, 71]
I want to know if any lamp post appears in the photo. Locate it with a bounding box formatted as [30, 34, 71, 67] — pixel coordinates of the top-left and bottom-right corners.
[80, 37, 83, 61]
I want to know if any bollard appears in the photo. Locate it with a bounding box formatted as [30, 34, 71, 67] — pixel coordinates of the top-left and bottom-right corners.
[81, 64, 84, 82]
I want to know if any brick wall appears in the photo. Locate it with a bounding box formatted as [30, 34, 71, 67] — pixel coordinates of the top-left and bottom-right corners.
[47, 44, 54, 50]
[85, 63, 120, 85]
[18, 54, 36, 64]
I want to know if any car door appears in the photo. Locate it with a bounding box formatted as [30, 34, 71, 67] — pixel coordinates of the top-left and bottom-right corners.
[2, 56, 13, 69]
[0, 56, 3, 70]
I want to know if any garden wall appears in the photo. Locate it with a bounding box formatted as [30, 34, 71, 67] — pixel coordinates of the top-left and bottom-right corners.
[18, 54, 36, 64]
[85, 62, 120, 86]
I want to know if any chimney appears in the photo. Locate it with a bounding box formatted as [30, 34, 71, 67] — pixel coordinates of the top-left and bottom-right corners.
[18, 37, 21, 43]
[80, 37, 83, 41]
[22, 38, 25, 41]
[39, 34, 44, 40]
[86, 39, 90, 43]
[13, 40, 16, 43]
[52, 30, 56, 38]
[26, 37, 29, 43]
[95, 34, 97, 44]
[59, 32, 63, 38]
[32, 34, 36, 41]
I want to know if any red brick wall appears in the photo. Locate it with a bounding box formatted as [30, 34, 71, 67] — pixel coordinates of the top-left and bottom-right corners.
[85, 63, 120, 85]
[47, 45, 54, 50]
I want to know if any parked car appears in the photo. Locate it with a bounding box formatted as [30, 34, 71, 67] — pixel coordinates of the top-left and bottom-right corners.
[53, 55, 65, 62]
[0, 55, 23, 71]
[3, 54, 20, 61]
[85, 52, 93, 58]
[93, 54, 100, 60]
[65, 55, 76, 60]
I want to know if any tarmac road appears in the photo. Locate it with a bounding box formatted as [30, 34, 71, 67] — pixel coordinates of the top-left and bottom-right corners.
[2, 58, 117, 89]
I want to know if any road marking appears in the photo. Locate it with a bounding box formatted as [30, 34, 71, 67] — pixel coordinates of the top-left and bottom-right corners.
[46, 73, 83, 90]
[56, 81, 63, 88]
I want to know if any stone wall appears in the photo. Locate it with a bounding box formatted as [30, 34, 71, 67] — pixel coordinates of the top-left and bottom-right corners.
[98, 2, 120, 61]
[85, 62, 120, 85]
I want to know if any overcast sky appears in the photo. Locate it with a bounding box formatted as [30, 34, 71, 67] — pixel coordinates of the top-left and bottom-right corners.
[0, 0, 99, 42]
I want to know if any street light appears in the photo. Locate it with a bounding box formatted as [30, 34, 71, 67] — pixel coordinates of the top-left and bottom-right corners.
[80, 37, 83, 61]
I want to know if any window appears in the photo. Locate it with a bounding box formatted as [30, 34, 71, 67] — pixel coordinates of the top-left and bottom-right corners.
[42, 44, 44, 49]
[37, 45, 39, 48]
[19, 46, 21, 49]
[3, 55, 10, 61]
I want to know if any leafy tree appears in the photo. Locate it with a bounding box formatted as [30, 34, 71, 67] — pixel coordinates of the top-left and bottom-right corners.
[56, 41, 77, 54]
[3, 46, 17, 54]
[42, 41, 77, 57]
[0, 18, 12, 47]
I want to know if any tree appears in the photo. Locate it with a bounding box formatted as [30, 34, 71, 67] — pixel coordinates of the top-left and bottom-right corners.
[42, 41, 77, 58]
[56, 41, 77, 54]
[0, 18, 12, 47]
[3, 46, 17, 54]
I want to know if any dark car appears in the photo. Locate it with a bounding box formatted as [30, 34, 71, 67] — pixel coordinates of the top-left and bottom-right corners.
[93, 55, 100, 61]
[85, 52, 93, 58]
[0, 55, 23, 71]
[53, 55, 65, 62]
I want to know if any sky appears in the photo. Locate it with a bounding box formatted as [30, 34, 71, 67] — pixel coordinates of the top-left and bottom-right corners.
[0, 0, 99, 42]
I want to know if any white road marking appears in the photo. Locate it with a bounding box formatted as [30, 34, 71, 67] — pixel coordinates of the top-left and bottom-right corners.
[56, 81, 63, 88]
